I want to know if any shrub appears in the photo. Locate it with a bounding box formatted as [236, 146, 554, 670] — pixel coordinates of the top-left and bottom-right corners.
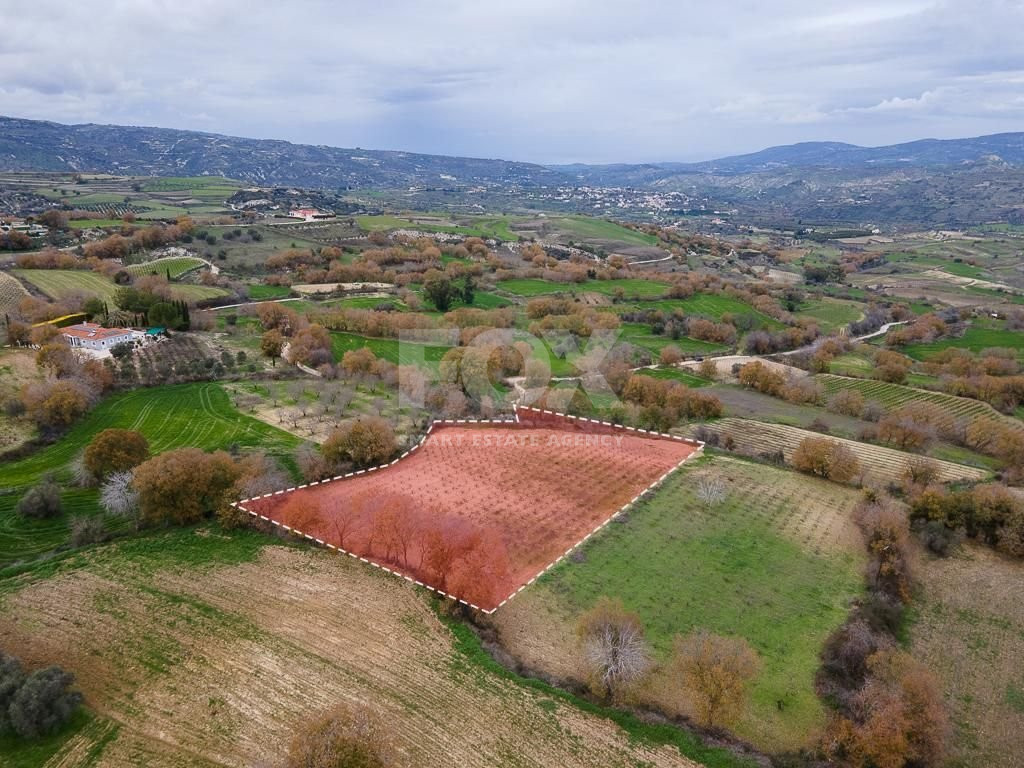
[285, 702, 405, 768]
[15, 477, 63, 519]
[68, 516, 109, 548]
[0, 652, 26, 735]
[792, 437, 860, 484]
[322, 417, 397, 469]
[7, 666, 83, 740]
[132, 448, 241, 526]
[83, 428, 150, 479]
[828, 388, 865, 417]
[670, 630, 759, 729]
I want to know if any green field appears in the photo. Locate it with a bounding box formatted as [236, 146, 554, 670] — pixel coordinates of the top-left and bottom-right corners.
[0, 383, 302, 567]
[816, 373, 1004, 418]
[68, 219, 126, 229]
[619, 322, 724, 357]
[12, 269, 227, 304]
[329, 331, 452, 368]
[247, 284, 293, 300]
[902, 326, 1024, 360]
[13, 269, 121, 303]
[548, 216, 659, 247]
[794, 297, 863, 332]
[635, 367, 710, 387]
[497, 278, 670, 299]
[125, 256, 206, 279]
[529, 456, 864, 751]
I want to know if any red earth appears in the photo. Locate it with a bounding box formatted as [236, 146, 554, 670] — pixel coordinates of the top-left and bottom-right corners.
[238, 410, 699, 611]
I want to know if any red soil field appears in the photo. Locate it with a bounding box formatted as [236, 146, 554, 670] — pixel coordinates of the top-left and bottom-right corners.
[238, 410, 700, 611]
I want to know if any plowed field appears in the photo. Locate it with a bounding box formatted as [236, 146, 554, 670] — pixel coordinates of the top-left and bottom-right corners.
[239, 411, 699, 611]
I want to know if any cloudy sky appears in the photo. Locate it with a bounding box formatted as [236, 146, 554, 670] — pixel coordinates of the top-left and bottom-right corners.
[2, 0, 1023, 163]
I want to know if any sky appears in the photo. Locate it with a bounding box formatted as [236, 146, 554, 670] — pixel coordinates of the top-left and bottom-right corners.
[2, 0, 1023, 164]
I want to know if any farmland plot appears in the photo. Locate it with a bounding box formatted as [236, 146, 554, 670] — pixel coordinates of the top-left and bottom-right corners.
[124, 255, 206, 278]
[696, 418, 989, 484]
[816, 373, 1020, 430]
[491, 455, 865, 753]
[0, 270, 30, 314]
[239, 411, 699, 611]
[0, 530, 708, 768]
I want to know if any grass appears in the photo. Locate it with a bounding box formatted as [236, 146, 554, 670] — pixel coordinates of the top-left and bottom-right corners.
[497, 278, 669, 298]
[169, 284, 230, 302]
[534, 456, 864, 751]
[902, 326, 1024, 360]
[0, 709, 108, 768]
[247, 284, 292, 300]
[329, 331, 451, 368]
[0, 383, 302, 567]
[68, 218, 127, 229]
[635, 367, 711, 387]
[794, 297, 863, 332]
[548, 216, 660, 247]
[619, 323, 724, 357]
[12, 269, 121, 303]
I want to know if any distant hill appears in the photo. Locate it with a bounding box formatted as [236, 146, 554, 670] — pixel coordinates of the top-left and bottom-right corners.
[0, 116, 562, 189]
[552, 134, 1024, 183]
[2, 115, 1023, 227]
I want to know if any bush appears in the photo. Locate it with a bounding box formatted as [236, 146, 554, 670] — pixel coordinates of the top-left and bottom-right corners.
[0, 652, 25, 735]
[6, 666, 83, 740]
[285, 702, 404, 768]
[69, 515, 109, 548]
[792, 437, 860, 484]
[15, 478, 63, 519]
[83, 428, 150, 479]
[322, 418, 397, 469]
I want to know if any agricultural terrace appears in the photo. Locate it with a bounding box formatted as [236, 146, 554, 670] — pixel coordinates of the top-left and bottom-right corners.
[124, 255, 206, 278]
[13, 269, 121, 304]
[238, 410, 699, 611]
[497, 277, 670, 298]
[11, 268, 228, 304]
[493, 455, 866, 752]
[816, 373, 1019, 429]
[901, 325, 1024, 360]
[0, 269, 30, 314]
[0, 383, 301, 567]
[698, 418, 989, 484]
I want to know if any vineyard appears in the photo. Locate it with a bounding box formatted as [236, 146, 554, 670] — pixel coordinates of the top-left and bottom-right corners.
[815, 373, 1020, 429]
[0, 383, 302, 566]
[240, 413, 698, 611]
[0, 269, 30, 314]
[12, 269, 121, 303]
[124, 255, 206, 279]
[695, 418, 989, 484]
[493, 455, 866, 753]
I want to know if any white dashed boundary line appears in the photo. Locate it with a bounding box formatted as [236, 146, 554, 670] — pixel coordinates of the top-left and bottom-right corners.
[233, 406, 704, 614]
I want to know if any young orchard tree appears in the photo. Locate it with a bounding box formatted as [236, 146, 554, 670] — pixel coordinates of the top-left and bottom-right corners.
[671, 630, 760, 729]
[576, 597, 651, 701]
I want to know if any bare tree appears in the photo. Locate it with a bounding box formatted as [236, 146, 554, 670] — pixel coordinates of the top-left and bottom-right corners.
[577, 597, 651, 700]
[696, 474, 727, 507]
[99, 471, 140, 524]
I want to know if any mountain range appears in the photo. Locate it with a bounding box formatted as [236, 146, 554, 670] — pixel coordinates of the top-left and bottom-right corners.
[3, 115, 1024, 227]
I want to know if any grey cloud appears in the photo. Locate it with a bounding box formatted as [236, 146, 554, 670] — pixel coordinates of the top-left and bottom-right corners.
[0, 0, 1022, 163]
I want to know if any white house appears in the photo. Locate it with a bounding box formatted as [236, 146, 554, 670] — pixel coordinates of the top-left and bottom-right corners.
[61, 322, 139, 351]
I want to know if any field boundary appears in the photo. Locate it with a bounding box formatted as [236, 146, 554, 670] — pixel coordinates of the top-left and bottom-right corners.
[234, 406, 704, 613]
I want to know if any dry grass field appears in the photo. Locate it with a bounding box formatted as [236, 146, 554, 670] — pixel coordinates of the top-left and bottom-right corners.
[0, 529, 708, 768]
[911, 544, 1024, 768]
